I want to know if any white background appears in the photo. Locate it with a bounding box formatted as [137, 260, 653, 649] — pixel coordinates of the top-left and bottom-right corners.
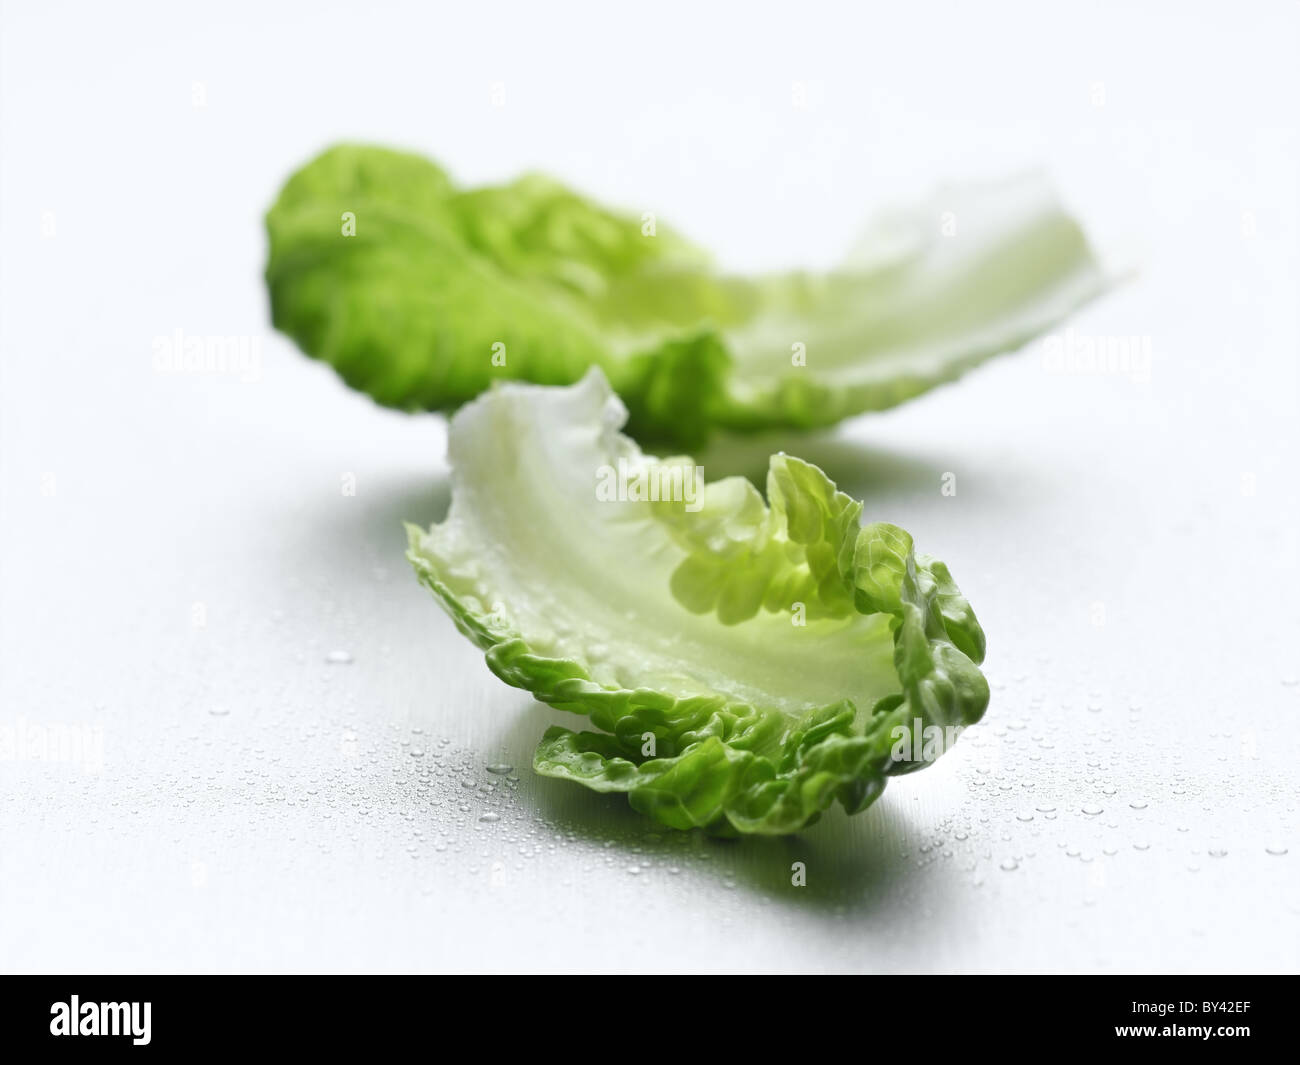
[2, 0, 1297, 973]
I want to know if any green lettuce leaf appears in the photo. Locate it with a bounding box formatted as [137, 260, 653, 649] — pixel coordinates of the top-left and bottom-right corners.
[406, 370, 989, 835]
[267, 144, 1107, 448]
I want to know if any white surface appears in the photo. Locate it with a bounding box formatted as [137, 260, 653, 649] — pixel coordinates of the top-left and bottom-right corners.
[2, 0, 1297, 973]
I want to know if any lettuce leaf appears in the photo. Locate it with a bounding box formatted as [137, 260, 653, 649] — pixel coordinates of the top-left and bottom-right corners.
[406, 370, 988, 835]
[267, 144, 1107, 448]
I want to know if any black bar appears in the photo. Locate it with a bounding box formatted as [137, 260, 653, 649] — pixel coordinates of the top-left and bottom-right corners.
[0, 976, 1287, 1053]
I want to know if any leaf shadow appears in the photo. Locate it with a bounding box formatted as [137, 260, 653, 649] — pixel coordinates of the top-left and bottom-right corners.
[699, 427, 946, 502]
[288, 471, 452, 578]
[488, 697, 951, 919]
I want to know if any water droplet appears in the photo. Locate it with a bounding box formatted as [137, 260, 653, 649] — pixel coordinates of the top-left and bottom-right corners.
[1129, 800, 1148, 810]
[486, 763, 513, 775]
[1016, 812, 1035, 822]
[999, 858, 1019, 871]
[208, 707, 230, 717]
[325, 650, 353, 665]
[1265, 845, 1288, 856]
[1208, 847, 1228, 858]
[1133, 841, 1150, 851]
[1081, 804, 1104, 816]
[478, 813, 499, 824]
[409, 748, 425, 758]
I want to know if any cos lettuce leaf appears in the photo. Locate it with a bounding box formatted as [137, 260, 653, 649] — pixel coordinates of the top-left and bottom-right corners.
[406, 370, 989, 835]
[267, 144, 1107, 448]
